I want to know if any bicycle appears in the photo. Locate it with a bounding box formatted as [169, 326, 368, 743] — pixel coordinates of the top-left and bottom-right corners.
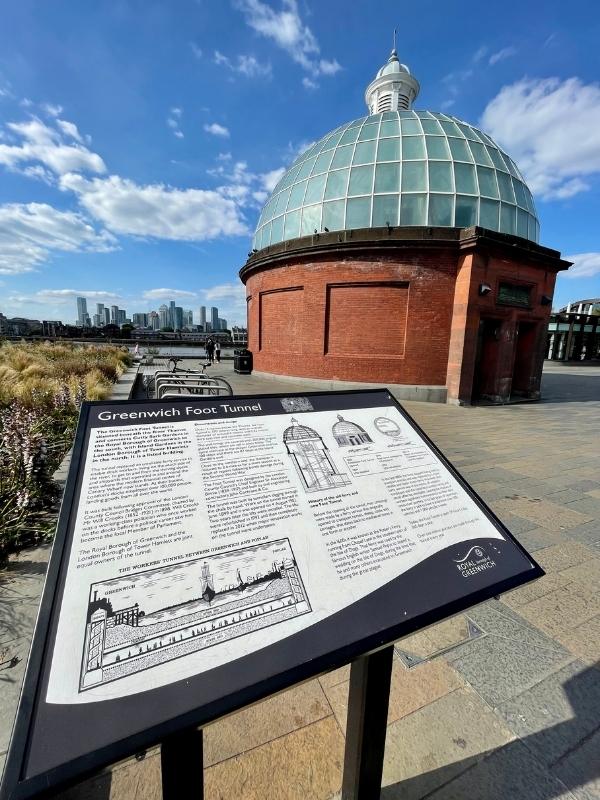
[143, 355, 232, 398]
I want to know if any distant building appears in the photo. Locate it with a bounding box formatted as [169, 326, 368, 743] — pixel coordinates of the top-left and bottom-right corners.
[159, 304, 169, 329]
[199, 306, 206, 331]
[547, 298, 600, 361]
[149, 311, 160, 330]
[217, 317, 227, 330]
[110, 305, 119, 324]
[173, 306, 184, 330]
[169, 300, 176, 329]
[132, 313, 147, 328]
[42, 320, 64, 336]
[76, 297, 88, 327]
[211, 306, 219, 331]
[96, 303, 105, 320]
[118, 309, 126, 325]
[92, 314, 102, 327]
[103, 308, 110, 326]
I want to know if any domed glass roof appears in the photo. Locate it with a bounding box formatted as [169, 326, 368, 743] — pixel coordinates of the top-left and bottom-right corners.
[283, 419, 320, 441]
[253, 110, 539, 250]
[332, 415, 368, 436]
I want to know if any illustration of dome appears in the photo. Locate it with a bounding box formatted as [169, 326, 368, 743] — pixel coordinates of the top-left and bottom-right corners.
[332, 414, 373, 447]
[283, 417, 320, 442]
[252, 48, 538, 251]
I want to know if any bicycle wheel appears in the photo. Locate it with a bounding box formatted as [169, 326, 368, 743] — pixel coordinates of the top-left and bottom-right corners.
[167, 356, 181, 371]
[143, 374, 155, 398]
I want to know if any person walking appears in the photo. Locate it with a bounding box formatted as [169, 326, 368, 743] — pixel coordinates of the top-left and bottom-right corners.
[215, 340, 221, 364]
[205, 337, 214, 365]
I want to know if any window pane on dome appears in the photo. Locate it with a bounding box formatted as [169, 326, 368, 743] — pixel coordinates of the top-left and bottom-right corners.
[503, 155, 521, 179]
[348, 164, 374, 195]
[480, 198, 499, 231]
[425, 136, 450, 159]
[374, 162, 400, 193]
[497, 171, 516, 203]
[296, 156, 317, 180]
[339, 127, 360, 145]
[500, 203, 516, 235]
[263, 197, 276, 222]
[304, 173, 327, 204]
[346, 196, 372, 229]
[421, 119, 443, 135]
[468, 141, 493, 166]
[448, 137, 473, 162]
[377, 137, 400, 161]
[279, 164, 301, 190]
[454, 162, 477, 194]
[455, 195, 478, 227]
[331, 145, 354, 169]
[322, 199, 345, 231]
[487, 147, 509, 172]
[260, 222, 271, 247]
[524, 187, 535, 214]
[380, 118, 400, 137]
[428, 194, 453, 226]
[400, 193, 426, 225]
[381, 111, 398, 121]
[439, 120, 462, 138]
[287, 180, 307, 210]
[321, 130, 345, 151]
[402, 136, 425, 159]
[429, 161, 453, 192]
[373, 194, 399, 226]
[400, 118, 421, 135]
[477, 166, 499, 198]
[348, 117, 367, 129]
[324, 168, 350, 200]
[358, 122, 379, 141]
[311, 150, 334, 175]
[402, 161, 426, 191]
[517, 208, 528, 239]
[301, 203, 321, 235]
[513, 179, 528, 208]
[528, 214, 537, 241]
[353, 139, 377, 165]
[284, 209, 301, 239]
[270, 215, 284, 244]
[274, 186, 292, 215]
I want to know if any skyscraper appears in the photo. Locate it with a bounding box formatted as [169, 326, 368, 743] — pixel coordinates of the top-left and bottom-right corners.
[110, 305, 119, 324]
[199, 306, 206, 331]
[211, 306, 219, 331]
[149, 311, 160, 330]
[169, 300, 176, 329]
[76, 297, 87, 327]
[159, 304, 169, 329]
[103, 308, 110, 326]
[173, 307, 183, 330]
[96, 303, 105, 319]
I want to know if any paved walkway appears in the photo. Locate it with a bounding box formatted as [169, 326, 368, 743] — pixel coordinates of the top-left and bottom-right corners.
[1, 363, 599, 799]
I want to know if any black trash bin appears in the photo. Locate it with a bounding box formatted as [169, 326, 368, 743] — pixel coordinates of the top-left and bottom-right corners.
[234, 348, 253, 374]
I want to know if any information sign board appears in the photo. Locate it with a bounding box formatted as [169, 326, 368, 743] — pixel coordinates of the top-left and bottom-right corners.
[1, 389, 542, 799]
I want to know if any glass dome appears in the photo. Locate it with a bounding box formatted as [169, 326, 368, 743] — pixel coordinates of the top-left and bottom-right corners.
[253, 110, 539, 250]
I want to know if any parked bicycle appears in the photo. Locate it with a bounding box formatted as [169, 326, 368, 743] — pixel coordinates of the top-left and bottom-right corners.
[143, 356, 232, 398]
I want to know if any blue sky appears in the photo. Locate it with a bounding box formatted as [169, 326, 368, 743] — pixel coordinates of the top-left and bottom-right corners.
[0, 0, 599, 325]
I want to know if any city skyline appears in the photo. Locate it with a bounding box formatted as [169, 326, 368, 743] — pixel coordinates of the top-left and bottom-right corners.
[73, 295, 227, 331]
[0, 1, 598, 323]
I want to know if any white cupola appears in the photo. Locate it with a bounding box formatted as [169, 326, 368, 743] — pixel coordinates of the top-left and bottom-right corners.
[364, 43, 420, 113]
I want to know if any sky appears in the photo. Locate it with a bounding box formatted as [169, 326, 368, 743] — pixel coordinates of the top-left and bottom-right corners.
[0, 0, 599, 326]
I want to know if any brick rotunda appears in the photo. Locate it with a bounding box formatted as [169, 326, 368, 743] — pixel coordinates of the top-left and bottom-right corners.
[240, 47, 570, 405]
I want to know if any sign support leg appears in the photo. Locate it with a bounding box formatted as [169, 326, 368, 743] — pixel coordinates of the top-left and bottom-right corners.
[341, 645, 394, 800]
[161, 727, 204, 800]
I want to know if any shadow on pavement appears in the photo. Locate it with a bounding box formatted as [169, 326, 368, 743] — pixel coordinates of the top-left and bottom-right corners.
[381, 661, 600, 799]
[541, 373, 600, 403]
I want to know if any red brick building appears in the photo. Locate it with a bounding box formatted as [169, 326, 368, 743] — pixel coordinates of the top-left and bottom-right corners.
[240, 50, 570, 404]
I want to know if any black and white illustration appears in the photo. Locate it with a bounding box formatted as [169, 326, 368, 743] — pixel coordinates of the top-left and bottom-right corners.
[283, 417, 351, 493]
[374, 416, 402, 438]
[280, 396, 314, 413]
[80, 539, 310, 691]
[332, 414, 373, 447]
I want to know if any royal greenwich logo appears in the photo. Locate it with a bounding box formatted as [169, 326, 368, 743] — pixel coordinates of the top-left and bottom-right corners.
[453, 545, 497, 578]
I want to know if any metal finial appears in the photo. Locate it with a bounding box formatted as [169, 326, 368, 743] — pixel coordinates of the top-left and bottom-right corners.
[393, 28, 397, 51]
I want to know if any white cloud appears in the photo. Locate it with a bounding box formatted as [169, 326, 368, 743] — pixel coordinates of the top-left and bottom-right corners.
[564, 252, 600, 279]
[472, 46, 488, 63]
[261, 166, 285, 191]
[235, 0, 341, 79]
[0, 116, 106, 177]
[59, 173, 249, 240]
[170, 107, 182, 117]
[204, 282, 245, 302]
[56, 119, 84, 142]
[41, 102, 63, 117]
[302, 76, 318, 90]
[204, 122, 230, 137]
[214, 50, 272, 78]
[217, 152, 232, 161]
[174, 130, 184, 139]
[143, 288, 198, 300]
[489, 46, 517, 66]
[480, 77, 600, 199]
[0, 202, 116, 274]
[190, 42, 203, 59]
[36, 288, 122, 301]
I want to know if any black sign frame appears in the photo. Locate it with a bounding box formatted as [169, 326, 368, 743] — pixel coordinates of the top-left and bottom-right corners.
[1, 389, 543, 800]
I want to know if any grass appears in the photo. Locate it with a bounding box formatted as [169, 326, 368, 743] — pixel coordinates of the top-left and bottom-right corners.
[0, 341, 132, 562]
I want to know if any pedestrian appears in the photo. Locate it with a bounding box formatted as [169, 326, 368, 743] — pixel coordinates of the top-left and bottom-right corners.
[215, 339, 221, 364]
[205, 337, 214, 365]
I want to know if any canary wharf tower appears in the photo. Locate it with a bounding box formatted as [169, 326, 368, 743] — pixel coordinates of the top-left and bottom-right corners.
[240, 47, 570, 405]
